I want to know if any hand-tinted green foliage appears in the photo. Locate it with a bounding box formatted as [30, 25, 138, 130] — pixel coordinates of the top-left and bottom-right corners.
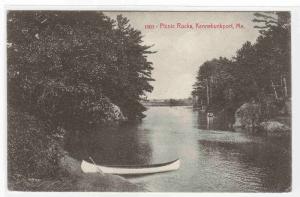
[7, 11, 154, 128]
[192, 12, 291, 120]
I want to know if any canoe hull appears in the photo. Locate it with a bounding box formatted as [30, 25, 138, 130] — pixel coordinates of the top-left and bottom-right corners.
[81, 159, 180, 175]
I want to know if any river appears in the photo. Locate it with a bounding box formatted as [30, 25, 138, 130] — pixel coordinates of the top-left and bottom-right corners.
[66, 106, 291, 192]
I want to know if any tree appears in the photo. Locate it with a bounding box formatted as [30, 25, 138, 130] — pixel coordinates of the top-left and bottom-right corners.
[7, 11, 155, 129]
[253, 12, 291, 98]
[192, 11, 291, 123]
[102, 15, 155, 120]
[7, 11, 155, 183]
[193, 57, 235, 111]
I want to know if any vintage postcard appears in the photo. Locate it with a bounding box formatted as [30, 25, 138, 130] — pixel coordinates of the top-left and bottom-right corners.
[7, 10, 292, 192]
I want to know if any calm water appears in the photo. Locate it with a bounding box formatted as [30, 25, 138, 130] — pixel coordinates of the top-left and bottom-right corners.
[66, 106, 291, 192]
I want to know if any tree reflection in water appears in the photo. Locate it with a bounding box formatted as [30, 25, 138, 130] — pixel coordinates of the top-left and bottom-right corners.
[198, 135, 291, 192]
[65, 123, 153, 166]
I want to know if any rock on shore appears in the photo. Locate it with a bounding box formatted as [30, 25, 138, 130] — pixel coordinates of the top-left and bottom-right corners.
[260, 121, 290, 136]
[233, 102, 290, 135]
[233, 102, 260, 131]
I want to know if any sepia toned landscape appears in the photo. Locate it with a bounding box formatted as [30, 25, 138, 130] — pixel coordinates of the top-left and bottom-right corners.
[7, 11, 291, 192]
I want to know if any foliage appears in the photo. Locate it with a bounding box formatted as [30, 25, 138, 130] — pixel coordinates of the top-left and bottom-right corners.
[192, 57, 236, 112]
[7, 11, 154, 129]
[7, 11, 154, 182]
[8, 109, 64, 180]
[169, 99, 184, 106]
[192, 12, 291, 121]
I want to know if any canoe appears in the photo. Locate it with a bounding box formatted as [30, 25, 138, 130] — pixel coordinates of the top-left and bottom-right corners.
[81, 159, 180, 175]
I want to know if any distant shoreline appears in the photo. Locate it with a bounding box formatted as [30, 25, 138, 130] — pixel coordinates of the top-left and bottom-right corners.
[143, 103, 193, 107]
[142, 98, 193, 107]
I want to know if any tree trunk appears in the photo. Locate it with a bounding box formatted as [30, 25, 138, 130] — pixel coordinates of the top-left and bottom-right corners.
[210, 77, 213, 105]
[206, 81, 210, 106]
[283, 76, 288, 98]
[271, 80, 278, 100]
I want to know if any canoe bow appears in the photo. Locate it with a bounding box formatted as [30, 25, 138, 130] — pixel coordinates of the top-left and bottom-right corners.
[81, 159, 180, 175]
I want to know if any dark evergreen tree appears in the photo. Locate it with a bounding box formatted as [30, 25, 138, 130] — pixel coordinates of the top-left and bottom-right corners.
[192, 12, 291, 121]
[7, 11, 154, 129]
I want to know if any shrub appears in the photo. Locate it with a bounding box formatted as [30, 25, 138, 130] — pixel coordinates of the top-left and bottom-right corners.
[8, 108, 64, 180]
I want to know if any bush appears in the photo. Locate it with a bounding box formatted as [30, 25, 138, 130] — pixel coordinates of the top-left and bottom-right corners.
[7, 11, 154, 126]
[8, 108, 64, 180]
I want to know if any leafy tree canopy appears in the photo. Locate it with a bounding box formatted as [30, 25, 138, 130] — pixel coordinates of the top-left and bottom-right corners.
[7, 11, 155, 129]
[192, 12, 291, 119]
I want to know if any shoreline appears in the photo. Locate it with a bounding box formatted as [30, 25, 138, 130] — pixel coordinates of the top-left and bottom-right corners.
[58, 154, 147, 192]
[9, 153, 146, 192]
[8, 109, 146, 192]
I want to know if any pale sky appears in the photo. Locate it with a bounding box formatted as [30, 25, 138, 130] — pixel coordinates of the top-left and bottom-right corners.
[105, 12, 260, 99]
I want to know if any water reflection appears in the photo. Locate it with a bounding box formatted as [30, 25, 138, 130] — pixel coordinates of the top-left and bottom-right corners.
[65, 106, 291, 192]
[198, 136, 291, 192]
[65, 124, 153, 165]
[197, 111, 229, 131]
